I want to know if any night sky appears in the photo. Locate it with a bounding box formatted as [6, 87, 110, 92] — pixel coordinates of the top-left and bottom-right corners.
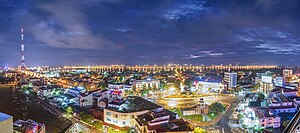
[1, 0, 300, 66]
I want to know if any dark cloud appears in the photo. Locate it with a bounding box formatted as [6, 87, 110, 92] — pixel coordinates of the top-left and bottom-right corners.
[0, 0, 300, 66]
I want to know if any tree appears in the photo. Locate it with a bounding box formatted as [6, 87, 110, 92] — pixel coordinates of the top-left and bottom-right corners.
[283, 120, 290, 128]
[184, 78, 193, 87]
[98, 81, 108, 90]
[140, 89, 149, 96]
[108, 127, 130, 133]
[161, 81, 170, 91]
[125, 90, 133, 96]
[92, 120, 103, 129]
[174, 80, 181, 89]
[237, 113, 244, 124]
[79, 112, 94, 124]
[194, 127, 206, 133]
[208, 102, 226, 115]
[120, 126, 130, 132]
[257, 93, 265, 101]
[208, 87, 212, 92]
[66, 106, 73, 115]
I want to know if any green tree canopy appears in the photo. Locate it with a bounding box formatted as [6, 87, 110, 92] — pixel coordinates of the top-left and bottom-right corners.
[257, 93, 265, 101]
[208, 102, 226, 114]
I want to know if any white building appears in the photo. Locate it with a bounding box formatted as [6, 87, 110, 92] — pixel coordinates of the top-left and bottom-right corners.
[274, 76, 285, 87]
[194, 81, 224, 93]
[108, 84, 124, 90]
[103, 96, 161, 127]
[283, 69, 292, 78]
[255, 71, 273, 84]
[79, 89, 124, 108]
[104, 109, 147, 127]
[224, 72, 237, 89]
[0, 112, 13, 133]
[261, 76, 274, 93]
[133, 79, 160, 91]
[37, 86, 52, 99]
[79, 89, 102, 107]
[108, 84, 132, 90]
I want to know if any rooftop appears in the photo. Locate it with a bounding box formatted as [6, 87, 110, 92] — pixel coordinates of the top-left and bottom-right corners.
[13, 119, 45, 133]
[80, 89, 101, 97]
[270, 87, 298, 93]
[70, 86, 86, 92]
[0, 112, 12, 122]
[255, 108, 273, 118]
[269, 105, 296, 109]
[283, 89, 298, 92]
[106, 96, 161, 113]
[288, 96, 300, 101]
[135, 108, 193, 132]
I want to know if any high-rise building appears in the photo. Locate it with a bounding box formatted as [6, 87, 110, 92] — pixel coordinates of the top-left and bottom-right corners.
[274, 76, 286, 87]
[261, 76, 273, 93]
[283, 69, 292, 78]
[224, 72, 237, 89]
[255, 71, 273, 84]
[283, 69, 293, 82]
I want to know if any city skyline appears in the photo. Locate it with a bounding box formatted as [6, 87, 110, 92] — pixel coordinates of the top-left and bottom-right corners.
[1, 0, 300, 66]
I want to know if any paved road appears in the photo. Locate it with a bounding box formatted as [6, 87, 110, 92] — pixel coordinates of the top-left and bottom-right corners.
[155, 94, 236, 109]
[215, 96, 243, 133]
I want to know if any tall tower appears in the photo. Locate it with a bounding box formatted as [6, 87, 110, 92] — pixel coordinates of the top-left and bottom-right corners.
[21, 28, 26, 71]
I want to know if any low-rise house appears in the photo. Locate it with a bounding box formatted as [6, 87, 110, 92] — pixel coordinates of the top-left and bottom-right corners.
[254, 108, 281, 128]
[268, 92, 297, 113]
[65, 86, 86, 97]
[103, 96, 161, 127]
[291, 97, 300, 108]
[13, 119, 46, 133]
[79, 89, 102, 107]
[282, 89, 298, 97]
[135, 107, 194, 133]
[269, 105, 297, 113]
[79, 89, 125, 108]
[269, 93, 293, 107]
[37, 86, 52, 99]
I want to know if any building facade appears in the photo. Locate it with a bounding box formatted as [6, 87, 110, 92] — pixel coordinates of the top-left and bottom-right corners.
[224, 72, 237, 89]
[133, 79, 160, 91]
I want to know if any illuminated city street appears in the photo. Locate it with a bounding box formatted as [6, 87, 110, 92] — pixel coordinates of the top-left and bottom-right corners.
[1, 1, 300, 133]
[156, 94, 236, 109]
